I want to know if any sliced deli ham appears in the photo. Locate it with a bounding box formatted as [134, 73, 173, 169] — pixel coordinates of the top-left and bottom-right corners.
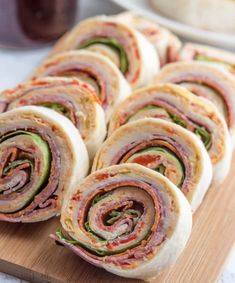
[93, 118, 212, 212]
[31, 51, 131, 122]
[0, 106, 89, 222]
[49, 16, 160, 88]
[0, 77, 106, 159]
[154, 61, 235, 145]
[52, 163, 192, 280]
[108, 84, 231, 184]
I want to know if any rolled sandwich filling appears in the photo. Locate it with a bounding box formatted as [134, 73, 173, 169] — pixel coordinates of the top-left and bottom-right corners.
[0, 77, 106, 159]
[114, 11, 182, 66]
[154, 62, 235, 143]
[0, 106, 89, 222]
[109, 84, 229, 159]
[108, 84, 231, 184]
[79, 37, 129, 74]
[179, 43, 235, 76]
[94, 118, 212, 211]
[52, 164, 192, 280]
[0, 130, 51, 213]
[195, 56, 235, 73]
[115, 143, 185, 188]
[31, 51, 132, 122]
[58, 185, 156, 257]
[50, 16, 159, 87]
[124, 103, 212, 150]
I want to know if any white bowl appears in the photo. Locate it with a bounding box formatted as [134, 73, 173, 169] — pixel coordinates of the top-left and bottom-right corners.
[150, 0, 235, 33]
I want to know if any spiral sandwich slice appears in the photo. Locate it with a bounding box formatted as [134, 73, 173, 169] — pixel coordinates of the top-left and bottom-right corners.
[93, 118, 212, 212]
[115, 11, 182, 66]
[53, 163, 192, 280]
[0, 77, 106, 159]
[0, 106, 89, 222]
[50, 16, 159, 87]
[154, 61, 235, 144]
[178, 43, 235, 77]
[32, 51, 131, 122]
[109, 84, 231, 184]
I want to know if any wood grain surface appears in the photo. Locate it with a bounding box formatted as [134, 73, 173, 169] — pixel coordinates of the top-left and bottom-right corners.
[1, 156, 235, 283]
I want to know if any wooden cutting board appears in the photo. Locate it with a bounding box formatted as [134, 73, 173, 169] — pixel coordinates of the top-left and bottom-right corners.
[1, 156, 235, 283]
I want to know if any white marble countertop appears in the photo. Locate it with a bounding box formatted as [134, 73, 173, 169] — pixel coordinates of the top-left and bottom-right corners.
[0, 0, 234, 282]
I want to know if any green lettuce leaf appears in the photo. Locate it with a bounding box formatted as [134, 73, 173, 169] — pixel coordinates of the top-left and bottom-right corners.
[195, 126, 212, 149]
[0, 131, 51, 212]
[38, 102, 70, 119]
[79, 37, 129, 74]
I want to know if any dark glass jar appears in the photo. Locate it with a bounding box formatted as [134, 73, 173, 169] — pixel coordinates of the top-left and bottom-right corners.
[0, 0, 78, 48]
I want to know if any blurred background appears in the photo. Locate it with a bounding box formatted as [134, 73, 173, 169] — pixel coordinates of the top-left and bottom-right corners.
[0, 0, 122, 91]
[0, 0, 122, 48]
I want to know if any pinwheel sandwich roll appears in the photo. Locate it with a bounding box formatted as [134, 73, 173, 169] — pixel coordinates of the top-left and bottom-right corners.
[50, 16, 160, 88]
[93, 118, 212, 212]
[154, 61, 235, 145]
[109, 84, 231, 184]
[114, 11, 182, 66]
[53, 163, 192, 280]
[178, 43, 235, 77]
[0, 77, 106, 159]
[31, 51, 131, 122]
[0, 106, 89, 222]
